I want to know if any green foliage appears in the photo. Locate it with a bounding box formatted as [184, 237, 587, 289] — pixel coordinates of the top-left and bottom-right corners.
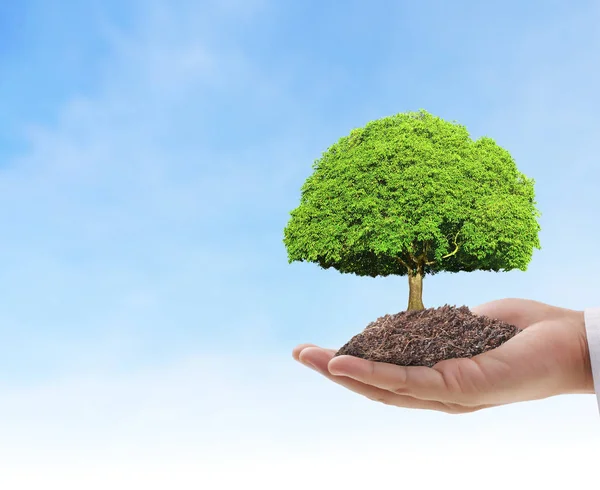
[283, 110, 541, 278]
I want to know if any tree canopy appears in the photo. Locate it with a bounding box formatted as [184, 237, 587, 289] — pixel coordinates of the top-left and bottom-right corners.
[283, 110, 541, 280]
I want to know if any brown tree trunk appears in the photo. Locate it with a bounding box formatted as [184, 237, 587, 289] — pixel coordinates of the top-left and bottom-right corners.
[407, 270, 425, 311]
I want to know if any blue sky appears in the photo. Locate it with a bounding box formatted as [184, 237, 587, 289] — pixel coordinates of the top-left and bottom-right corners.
[1, 0, 600, 487]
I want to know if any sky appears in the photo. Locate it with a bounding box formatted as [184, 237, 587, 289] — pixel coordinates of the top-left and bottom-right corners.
[1, 0, 600, 488]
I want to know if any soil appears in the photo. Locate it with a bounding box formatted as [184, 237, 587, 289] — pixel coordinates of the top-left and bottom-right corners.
[334, 304, 521, 367]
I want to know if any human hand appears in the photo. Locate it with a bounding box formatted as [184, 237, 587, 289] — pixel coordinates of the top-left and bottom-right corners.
[293, 298, 593, 414]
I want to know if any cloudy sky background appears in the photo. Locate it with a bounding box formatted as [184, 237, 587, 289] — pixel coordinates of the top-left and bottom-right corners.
[1, 0, 600, 488]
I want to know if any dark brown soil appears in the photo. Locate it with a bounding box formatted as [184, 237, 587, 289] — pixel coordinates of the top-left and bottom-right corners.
[334, 304, 521, 367]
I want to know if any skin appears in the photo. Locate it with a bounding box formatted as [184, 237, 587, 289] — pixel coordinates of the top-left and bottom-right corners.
[293, 298, 594, 414]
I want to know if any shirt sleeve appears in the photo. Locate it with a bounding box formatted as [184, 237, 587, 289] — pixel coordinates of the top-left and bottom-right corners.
[584, 308, 600, 414]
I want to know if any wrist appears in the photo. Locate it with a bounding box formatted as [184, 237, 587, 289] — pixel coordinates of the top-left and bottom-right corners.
[576, 310, 595, 394]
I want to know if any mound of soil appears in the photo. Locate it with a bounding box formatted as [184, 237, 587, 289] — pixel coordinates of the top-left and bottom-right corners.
[334, 304, 521, 367]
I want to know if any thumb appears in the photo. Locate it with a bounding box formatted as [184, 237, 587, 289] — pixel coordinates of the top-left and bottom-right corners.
[470, 298, 571, 330]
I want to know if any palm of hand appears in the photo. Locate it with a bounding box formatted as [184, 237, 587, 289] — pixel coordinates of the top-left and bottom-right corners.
[293, 299, 592, 414]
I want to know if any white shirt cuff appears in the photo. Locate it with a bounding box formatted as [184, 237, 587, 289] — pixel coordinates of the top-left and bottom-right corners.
[584, 308, 600, 414]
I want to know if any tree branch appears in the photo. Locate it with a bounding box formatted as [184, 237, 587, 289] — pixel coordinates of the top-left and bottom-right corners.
[396, 256, 411, 272]
[408, 252, 420, 265]
[422, 241, 436, 266]
[441, 229, 461, 259]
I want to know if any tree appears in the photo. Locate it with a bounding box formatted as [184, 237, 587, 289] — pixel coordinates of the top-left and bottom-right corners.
[283, 110, 541, 311]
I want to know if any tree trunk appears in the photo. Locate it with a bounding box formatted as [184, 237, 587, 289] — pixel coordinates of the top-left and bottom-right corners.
[407, 270, 425, 311]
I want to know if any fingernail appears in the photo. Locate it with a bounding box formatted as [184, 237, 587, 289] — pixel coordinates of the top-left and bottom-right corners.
[327, 359, 346, 375]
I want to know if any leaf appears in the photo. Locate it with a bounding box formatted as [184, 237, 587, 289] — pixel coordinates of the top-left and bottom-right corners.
[283, 110, 541, 279]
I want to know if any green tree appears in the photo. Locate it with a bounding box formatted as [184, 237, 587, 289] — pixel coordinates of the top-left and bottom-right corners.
[283, 110, 541, 311]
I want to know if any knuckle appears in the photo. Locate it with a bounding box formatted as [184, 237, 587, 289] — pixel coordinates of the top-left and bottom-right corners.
[392, 385, 410, 395]
[439, 365, 460, 392]
[369, 361, 377, 379]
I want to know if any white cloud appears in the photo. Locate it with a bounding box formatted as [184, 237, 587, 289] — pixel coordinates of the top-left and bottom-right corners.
[2, 445, 598, 490]
[0, 351, 597, 489]
[0, 0, 312, 367]
[2, 3, 600, 488]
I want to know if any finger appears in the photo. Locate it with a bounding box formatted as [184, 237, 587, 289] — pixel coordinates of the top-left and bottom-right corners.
[292, 343, 336, 361]
[298, 347, 461, 413]
[470, 298, 570, 330]
[328, 354, 457, 402]
[467, 322, 568, 403]
[292, 343, 318, 361]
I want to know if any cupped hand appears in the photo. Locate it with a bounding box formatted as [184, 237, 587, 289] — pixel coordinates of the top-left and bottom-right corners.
[293, 298, 593, 414]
